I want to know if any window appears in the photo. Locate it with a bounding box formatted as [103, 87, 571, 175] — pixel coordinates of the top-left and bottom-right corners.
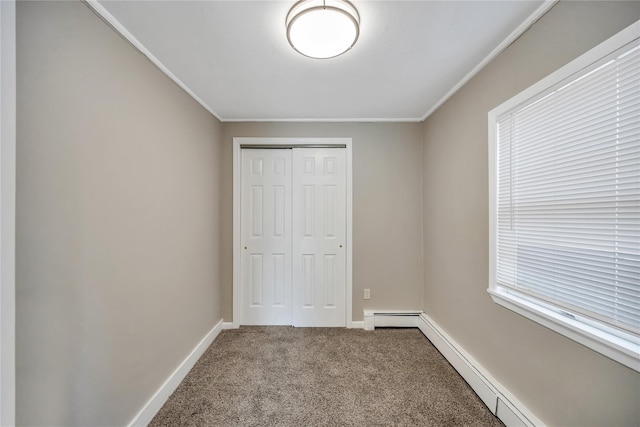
[488, 21, 639, 372]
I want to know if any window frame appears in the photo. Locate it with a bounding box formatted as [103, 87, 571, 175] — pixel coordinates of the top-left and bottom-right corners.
[488, 20, 640, 373]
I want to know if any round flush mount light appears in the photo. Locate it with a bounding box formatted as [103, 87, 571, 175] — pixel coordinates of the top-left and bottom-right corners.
[286, 0, 360, 59]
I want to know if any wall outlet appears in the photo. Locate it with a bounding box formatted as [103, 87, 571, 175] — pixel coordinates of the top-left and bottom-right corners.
[364, 289, 371, 300]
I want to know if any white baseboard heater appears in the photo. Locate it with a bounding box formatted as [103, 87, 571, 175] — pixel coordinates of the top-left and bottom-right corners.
[417, 313, 544, 427]
[363, 310, 423, 331]
[362, 310, 543, 427]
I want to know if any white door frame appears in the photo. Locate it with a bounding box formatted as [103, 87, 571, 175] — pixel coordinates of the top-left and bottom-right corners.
[0, 0, 16, 424]
[233, 137, 353, 328]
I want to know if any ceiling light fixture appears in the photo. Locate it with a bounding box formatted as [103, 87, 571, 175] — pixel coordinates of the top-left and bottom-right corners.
[286, 0, 360, 59]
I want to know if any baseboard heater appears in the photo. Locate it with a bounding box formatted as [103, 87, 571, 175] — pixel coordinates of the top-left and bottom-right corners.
[363, 310, 423, 331]
[417, 313, 543, 427]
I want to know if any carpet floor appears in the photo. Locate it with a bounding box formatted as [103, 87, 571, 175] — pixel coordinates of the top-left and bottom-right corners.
[150, 327, 504, 427]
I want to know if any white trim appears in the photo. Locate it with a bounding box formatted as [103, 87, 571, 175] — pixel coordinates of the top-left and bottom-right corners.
[349, 321, 364, 329]
[232, 137, 353, 328]
[496, 397, 530, 427]
[0, 1, 16, 424]
[488, 20, 640, 374]
[222, 117, 423, 123]
[232, 141, 241, 329]
[221, 322, 237, 330]
[417, 314, 544, 427]
[83, 1, 222, 122]
[345, 142, 353, 329]
[421, 1, 557, 121]
[489, 289, 640, 372]
[363, 310, 422, 331]
[127, 319, 224, 427]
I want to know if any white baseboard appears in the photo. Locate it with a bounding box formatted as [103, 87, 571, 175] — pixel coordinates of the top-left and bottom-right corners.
[226, 320, 363, 329]
[363, 310, 423, 331]
[417, 313, 544, 427]
[128, 319, 224, 427]
[349, 320, 364, 329]
[221, 322, 237, 330]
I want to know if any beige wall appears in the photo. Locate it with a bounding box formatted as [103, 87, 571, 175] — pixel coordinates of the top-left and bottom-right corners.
[422, 2, 640, 426]
[221, 122, 424, 322]
[16, 2, 223, 425]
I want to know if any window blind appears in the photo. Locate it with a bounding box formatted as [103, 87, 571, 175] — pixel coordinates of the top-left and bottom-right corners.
[495, 40, 640, 335]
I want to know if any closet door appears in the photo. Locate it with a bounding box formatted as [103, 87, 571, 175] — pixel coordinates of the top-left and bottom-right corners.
[292, 148, 346, 327]
[240, 149, 292, 325]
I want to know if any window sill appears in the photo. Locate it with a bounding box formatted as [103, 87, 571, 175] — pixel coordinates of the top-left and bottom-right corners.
[488, 287, 640, 373]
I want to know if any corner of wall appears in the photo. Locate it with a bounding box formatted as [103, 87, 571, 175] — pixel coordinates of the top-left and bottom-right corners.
[128, 320, 225, 426]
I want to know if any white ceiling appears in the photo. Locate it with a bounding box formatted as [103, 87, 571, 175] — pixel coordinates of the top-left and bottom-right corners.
[92, 0, 548, 122]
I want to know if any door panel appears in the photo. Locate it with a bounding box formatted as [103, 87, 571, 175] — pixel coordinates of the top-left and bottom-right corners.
[292, 148, 346, 326]
[241, 149, 292, 325]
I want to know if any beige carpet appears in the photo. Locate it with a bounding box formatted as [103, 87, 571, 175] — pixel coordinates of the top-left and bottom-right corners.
[150, 327, 503, 427]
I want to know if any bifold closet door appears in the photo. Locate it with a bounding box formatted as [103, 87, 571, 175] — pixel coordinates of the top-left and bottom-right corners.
[292, 148, 346, 327]
[240, 149, 292, 325]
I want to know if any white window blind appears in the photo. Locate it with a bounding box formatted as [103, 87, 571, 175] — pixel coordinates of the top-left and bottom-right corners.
[495, 40, 640, 336]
